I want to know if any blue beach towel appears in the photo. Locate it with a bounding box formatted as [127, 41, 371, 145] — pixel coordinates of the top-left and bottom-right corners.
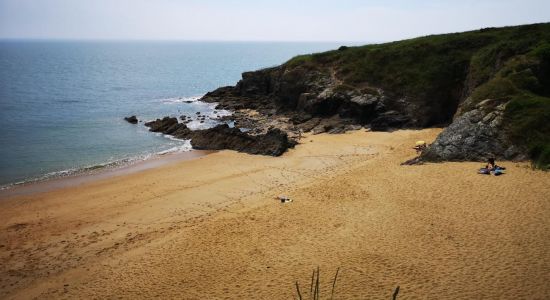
[494, 169, 505, 176]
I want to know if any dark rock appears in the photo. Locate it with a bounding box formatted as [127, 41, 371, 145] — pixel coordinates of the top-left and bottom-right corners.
[203, 86, 238, 100]
[145, 116, 295, 156]
[238, 70, 273, 96]
[296, 118, 320, 132]
[338, 92, 384, 122]
[172, 124, 192, 138]
[144, 117, 179, 133]
[298, 88, 347, 116]
[370, 111, 410, 131]
[124, 115, 138, 124]
[327, 126, 347, 134]
[310, 117, 345, 134]
[289, 113, 313, 125]
[188, 124, 296, 156]
[344, 124, 363, 131]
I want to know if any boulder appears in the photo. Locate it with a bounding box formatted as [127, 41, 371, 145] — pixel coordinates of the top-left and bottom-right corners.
[144, 117, 179, 132]
[188, 124, 296, 156]
[289, 113, 313, 125]
[124, 115, 138, 124]
[370, 111, 410, 131]
[422, 101, 525, 161]
[297, 118, 321, 132]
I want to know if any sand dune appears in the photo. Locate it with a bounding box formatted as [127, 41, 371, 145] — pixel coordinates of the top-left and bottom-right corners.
[1, 129, 549, 299]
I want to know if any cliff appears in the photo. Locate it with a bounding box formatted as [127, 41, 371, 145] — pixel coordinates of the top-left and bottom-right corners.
[201, 23, 550, 169]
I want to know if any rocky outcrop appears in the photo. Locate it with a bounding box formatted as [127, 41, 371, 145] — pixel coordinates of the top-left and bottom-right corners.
[370, 111, 411, 131]
[201, 65, 426, 134]
[144, 117, 190, 136]
[144, 118, 295, 156]
[421, 100, 526, 162]
[124, 115, 138, 124]
[139, 24, 550, 162]
[198, 64, 528, 160]
[188, 124, 296, 156]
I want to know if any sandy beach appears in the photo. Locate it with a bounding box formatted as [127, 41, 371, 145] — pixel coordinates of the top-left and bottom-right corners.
[1, 129, 549, 299]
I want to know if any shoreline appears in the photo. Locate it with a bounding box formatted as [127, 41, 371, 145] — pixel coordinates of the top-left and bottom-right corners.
[1, 129, 548, 299]
[0, 149, 214, 199]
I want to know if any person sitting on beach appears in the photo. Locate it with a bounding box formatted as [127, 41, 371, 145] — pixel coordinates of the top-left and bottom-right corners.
[486, 158, 496, 171]
[479, 157, 506, 176]
[413, 141, 427, 154]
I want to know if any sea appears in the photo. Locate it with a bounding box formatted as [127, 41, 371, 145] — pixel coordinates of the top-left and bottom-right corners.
[0, 40, 342, 188]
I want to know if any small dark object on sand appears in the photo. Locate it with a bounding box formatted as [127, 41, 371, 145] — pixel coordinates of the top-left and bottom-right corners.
[277, 195, 292, 203]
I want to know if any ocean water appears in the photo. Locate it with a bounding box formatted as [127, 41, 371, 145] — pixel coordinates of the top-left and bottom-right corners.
[0, 41, 342, 187]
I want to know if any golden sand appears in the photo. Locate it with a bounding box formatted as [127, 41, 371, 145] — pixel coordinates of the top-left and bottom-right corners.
[1, 129, 549, 299]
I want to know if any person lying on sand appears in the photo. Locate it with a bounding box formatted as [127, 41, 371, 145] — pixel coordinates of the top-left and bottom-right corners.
[479, 158, 506, 176]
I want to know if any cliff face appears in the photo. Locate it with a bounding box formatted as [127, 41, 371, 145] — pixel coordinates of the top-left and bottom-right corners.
[204, 64, 424, 131]
[201, 23, 550, 168]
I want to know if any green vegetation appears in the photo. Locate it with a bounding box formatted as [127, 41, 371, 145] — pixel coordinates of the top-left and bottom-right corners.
[285, 23, 550, 168]
[505, 94, 550, 170]
[293, 267, 400, 300]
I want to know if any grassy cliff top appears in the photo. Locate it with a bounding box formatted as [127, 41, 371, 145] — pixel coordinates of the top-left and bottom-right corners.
[286, 23, 550, 169]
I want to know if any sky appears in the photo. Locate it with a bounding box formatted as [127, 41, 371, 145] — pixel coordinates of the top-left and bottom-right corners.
[0, 0, 549, 42]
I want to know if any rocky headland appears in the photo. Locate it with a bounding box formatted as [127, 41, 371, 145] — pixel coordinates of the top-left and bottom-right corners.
[144, 117, 295, 156]
[144, 23, 550, 168]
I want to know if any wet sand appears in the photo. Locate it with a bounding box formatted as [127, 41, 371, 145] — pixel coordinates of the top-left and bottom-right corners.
[0, 150, 214, 198]
[1, 129, 549, 299]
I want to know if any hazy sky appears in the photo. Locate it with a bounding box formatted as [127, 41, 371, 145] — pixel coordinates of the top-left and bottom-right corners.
[1, 0, 549, 42]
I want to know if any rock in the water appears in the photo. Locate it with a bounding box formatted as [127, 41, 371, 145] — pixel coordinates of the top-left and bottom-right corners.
[144, 116, 295, 156]
[124, 115, 138, 124]
[144, 117, 179, 133]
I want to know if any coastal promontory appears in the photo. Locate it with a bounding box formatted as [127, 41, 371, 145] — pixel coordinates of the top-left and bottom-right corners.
[188, 23, 549, 169]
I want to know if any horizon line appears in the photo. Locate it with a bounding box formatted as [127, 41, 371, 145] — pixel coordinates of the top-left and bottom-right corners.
[1, 22, 547, 46]
[0, 37, 377, 44]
